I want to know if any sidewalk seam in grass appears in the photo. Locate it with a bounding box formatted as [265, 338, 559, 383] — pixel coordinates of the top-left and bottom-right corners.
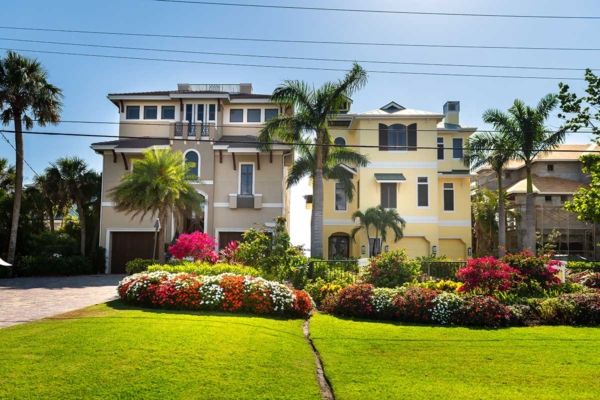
[303, 315, 335, 400]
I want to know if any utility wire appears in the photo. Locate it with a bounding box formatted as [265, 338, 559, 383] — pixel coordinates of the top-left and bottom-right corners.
[151, 0, 600, 20]
[0, 26, 599, 52]
[0, 130, 39, 177]
[0, 47, 586, 81]
[2, 129, 598, 154]
[0, 37, 595, 72]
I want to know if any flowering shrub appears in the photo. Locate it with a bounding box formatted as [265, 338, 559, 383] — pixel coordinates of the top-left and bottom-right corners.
[371, 287, 405, 319]
[405, 279, 462, 292]
[333, 284, 374, 318]
[580, 272, 600, 289]
[430, 292, 464, 325]
[169, 232, 218, 263]
[363, 249, 421, 288]
[117, 272, 312, 317]
[393, 287, 440, 323]
[456, 257, 521, 294]
[457, 295, 512, 327]
[556, 293, 600, 325]
[304, 278, 349, 306]
[219, 241, 241, 265]
[502, 251, 562, 289]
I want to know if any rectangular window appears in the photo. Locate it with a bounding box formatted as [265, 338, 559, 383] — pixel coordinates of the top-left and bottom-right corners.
[208, 104, 216, 121]
[335, 182, 347, 211]
[505, 171, 511, 179]
[545, 195, 552, 203]
[437, 137, 444, 160]
[247, 109, 261, 123]
[185, 104, 193, 122]
[197, 104, 205, 122]
[143, 106, 158, 120]
[443, 182, 455, 211]
[560, 195, 568, 203]
[230, 109, 244, 123]
[265, 108, 279, 121]
[240, 164, 254, 195]
[380, 183, 397, 208]
[161, 106, 175, 120]
[126, 106, 140, 120]
[547, 164, 554, 172]
[388, 125, 407, 151]
[417, 177, 429, 207]
[452, 138, 463, 159]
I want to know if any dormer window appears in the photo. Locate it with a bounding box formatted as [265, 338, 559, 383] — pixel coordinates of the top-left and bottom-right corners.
[380, 102, 405, 113]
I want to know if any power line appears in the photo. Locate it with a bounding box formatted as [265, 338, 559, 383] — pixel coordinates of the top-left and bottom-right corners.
[151, 0, 600, 20]
[1, 129, 597, 154]
[0, 47, 586, 81]
[0, 26, 599, 52]
[0, 37, 595, 72]
[0, 130, 39, 177]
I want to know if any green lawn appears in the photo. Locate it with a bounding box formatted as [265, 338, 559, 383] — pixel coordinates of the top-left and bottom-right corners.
[0, 302, 321, 400]
[310, 314, 600, 400]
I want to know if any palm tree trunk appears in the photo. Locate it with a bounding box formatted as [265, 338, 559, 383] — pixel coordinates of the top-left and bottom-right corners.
[76, 199, 86, 256]
[158, 209, 168, 265]
[524, 165, 536, 252]
[7, 112, 23, 273]
[48, 206, 55, 233]
[497, 172, 506, 258]
[311, 134, 324, 258]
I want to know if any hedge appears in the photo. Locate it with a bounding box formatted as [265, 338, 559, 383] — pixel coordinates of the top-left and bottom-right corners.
[15, 255, 92, 277]
[148, 262, 263, 278]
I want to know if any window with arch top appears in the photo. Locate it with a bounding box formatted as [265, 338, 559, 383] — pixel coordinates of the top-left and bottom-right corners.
[184, 150, 199, 178]
[334, 137, 346, 147]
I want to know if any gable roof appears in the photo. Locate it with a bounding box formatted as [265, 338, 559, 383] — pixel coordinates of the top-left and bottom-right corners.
[505, 175, 590, 195]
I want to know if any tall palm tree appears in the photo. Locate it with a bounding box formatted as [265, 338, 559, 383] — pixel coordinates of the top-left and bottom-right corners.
[463, 132, 517, 257]
[46, 157, 99, 256]
[482, 94, 563, 251]
[32, 171, 69, 232]
[351, 205, 406, 257]
[0, 51, 63, 268]
[258, 63, 368, 258]
[109, 149, 204, 264]
[286, 139, 369, 204]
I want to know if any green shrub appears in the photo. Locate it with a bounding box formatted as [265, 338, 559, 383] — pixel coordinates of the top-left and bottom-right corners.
[90, 247, 106, 274]
[305, 277, 351, 306]
[404, 279, 463, 292]
[0, 265, 9, 279]
[363, 249, 420, 288]
[566, 261, 600, 272]
[16, 255, 92, 277]
[125, 259, 154, 275]
[539, 297, 577, 325]
[148, 261, 263, 277]
[27, 232, 78, 258]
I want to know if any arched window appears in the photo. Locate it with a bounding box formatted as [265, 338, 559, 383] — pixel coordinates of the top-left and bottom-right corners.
[388, 124, 407, 150]
[334, 137, 346, 147]
[184, 150, 199, 178]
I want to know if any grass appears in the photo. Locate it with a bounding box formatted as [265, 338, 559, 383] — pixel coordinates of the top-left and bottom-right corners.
[310, 314, 600, 400]
[0, 301, 321, 400]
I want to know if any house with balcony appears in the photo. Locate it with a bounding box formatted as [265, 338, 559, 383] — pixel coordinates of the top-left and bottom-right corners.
[91, 83, 293, 273]
[474, 143, 600, 260]
[320, 100, 477, 260]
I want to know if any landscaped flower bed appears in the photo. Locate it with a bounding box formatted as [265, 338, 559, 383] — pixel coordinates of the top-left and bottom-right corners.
[117, 272, 313, 317]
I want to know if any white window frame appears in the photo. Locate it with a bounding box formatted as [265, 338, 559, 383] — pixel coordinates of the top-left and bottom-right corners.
[229, 108, 245, 123]
[125, 105, 140, 120]
[143, 105, 158, 120]
[334, 182, 348, 212]
[183, 149, 201, 180]
[161, 105, 176, 121]
[207, 103, 217, 122]
[238, 162, 256, 195]
[334, 136, 347, 147]
[247, 108, 262, 123]
[437, 137, 445, 161]
[264, 108, 279, 122]
[443, 182, 455, 212]
[417, 176, 429, 209]
[452, 138, 464, 160]
[380, 182, 397, 209]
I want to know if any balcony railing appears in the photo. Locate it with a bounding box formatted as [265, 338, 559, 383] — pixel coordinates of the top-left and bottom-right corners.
[237, 195, 255, 209]
[189, 84, 240, 93]
[174, 123, 210, 138]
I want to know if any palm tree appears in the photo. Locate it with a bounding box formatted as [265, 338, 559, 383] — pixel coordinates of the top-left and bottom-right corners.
[109, 149, 204, 264]
[286, 139, 369, 204]
[0, 51, 63, 268]
[46, 157, 100, 255]
[351, 205, 406, 257]
[0, 158, 15, 192]
[32, 171, 70, 232]
[463, 132, 517, 257]
[258, 63, 368, 258]
[482, 94, 563, 251]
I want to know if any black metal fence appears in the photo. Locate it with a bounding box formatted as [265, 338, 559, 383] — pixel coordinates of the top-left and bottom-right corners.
[307, 260, 360, 282]
[420, 261, 466, 280]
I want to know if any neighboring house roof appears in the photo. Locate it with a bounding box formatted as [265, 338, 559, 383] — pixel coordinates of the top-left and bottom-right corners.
[504, 175, 590, 195]
[439, 170, 471, 175]
[90, 137, 170, 152]
[374, 173, 406, 182]
[214, 135, 292, 151]
[436, 122, 478, 132]
[359, 108, 445, 118]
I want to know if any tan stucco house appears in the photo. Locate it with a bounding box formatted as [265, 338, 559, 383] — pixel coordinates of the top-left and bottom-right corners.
[92, 83, 293, 273]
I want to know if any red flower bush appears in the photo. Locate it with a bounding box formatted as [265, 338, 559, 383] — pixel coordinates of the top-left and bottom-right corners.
[393, 287, 440, 323]
[219, 240, 241, 264]
[220, 275, 246, 312]
[502, 251, 562, 289]
[456, 257, 521, 294]
[169, 232, 218, 263]
[333, 284, 374, 318]
[292, 290, 314, 317]
[458, 295, 512, 327]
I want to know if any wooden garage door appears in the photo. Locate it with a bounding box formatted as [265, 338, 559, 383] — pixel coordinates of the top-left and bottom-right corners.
[111, 232, 156, 274]
[439, 239, 466, 261]
[219, 232, 245, 250]
[398, 237, 430, 259]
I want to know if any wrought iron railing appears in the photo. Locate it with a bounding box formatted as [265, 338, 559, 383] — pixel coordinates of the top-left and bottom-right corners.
[237, 195, 255, 209]
[174, 122, 183, 137]
[420, 261, 466, 280]
[174, 123, 210, 138]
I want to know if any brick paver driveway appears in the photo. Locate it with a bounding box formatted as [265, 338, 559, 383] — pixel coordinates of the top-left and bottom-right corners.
[0, 275, 125, 329]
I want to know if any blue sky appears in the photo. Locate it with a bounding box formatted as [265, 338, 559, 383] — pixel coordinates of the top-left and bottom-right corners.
[1, 0, 600, 246]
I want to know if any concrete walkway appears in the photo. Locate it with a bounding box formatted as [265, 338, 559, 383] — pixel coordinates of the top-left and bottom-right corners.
[0, 275, 125, 329]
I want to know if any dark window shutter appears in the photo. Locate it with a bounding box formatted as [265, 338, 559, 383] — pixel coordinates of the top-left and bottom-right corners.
[390, 183, 397, 208]
[379, 124, 388, 151]
[408, 123, 417, 151]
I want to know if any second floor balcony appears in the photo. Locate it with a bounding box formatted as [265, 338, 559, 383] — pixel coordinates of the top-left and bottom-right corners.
[173, 122, 216, 140]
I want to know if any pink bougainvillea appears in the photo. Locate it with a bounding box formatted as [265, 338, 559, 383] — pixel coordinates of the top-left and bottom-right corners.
[169, 232, 218, 263]
[456, 257, 521, 294]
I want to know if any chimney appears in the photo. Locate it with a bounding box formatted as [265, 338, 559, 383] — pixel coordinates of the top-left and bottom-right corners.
[239, 83, 253, 94]
[177, 83, 191, 91]
[443, 101, 460, 125]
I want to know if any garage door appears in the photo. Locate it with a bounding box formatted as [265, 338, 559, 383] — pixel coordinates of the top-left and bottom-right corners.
[111, 232, 156, 274]
[439, 239, 466, 260]
[398, 237, 430, 259]
[219, 231, 245, 250]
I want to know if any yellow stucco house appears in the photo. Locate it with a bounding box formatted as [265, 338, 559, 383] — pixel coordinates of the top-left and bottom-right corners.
[321, 100, 476, 260]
